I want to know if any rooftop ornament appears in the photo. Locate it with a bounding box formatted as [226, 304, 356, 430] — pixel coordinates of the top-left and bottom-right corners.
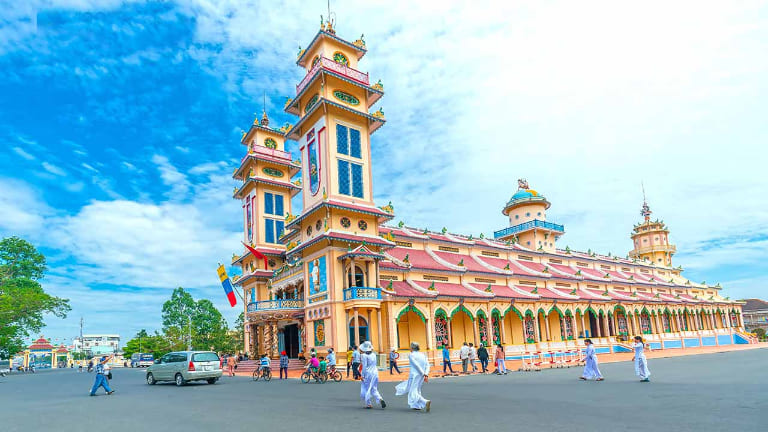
[279, 123, 293, 133]
[284, 98, 293, 109]
[353, 33, 366, 48]
[372, 79, 383, 91]
[428, 281, 436, 291]
[398, 221, 404, 228]
[371, 107, 385, 119]
[485, 284, 493, 293]
[380, 201, 394, 214]
[441, 227, 447, 234]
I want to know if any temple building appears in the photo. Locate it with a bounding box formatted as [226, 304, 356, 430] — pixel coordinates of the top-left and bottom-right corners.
[230, 18, 751, 364]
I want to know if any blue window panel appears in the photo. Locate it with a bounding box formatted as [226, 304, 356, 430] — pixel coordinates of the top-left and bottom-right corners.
[265, 218, 275, 243]
[264, 192, 274, 215]
[276, 220, 285, 239]
[250, 288, 255, 302]
[338, 159, 350, 195]
[336, 124, 348, 155]
[350, 128, 361, 158]
[351, 162, 363, 198]
[274, 194, 284, 216]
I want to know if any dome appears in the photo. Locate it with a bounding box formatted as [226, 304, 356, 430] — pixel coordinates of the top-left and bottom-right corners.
[511, 189, 539, 200]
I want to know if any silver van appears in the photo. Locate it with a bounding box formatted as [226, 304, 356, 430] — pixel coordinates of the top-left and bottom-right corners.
[146, 351, 222, 386]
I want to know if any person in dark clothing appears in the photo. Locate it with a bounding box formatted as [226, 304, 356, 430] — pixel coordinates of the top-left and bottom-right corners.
[389, 348, 401, 374]
[477, 344, 489, 373]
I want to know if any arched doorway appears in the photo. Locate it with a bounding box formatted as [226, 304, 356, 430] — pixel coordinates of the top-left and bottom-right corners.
[504, 307, 525, 345]
[547, 308, 563, 341]
[349, 316, 368, 346]
[450, 307, 474, 347]
[396, 307, 427, 349]
[587, 309, 598, 338]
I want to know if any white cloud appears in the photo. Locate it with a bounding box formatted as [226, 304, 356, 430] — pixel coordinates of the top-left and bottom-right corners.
[0, 178, 51, 236]
[151, 154, 190, 198]
[41, 161, 67, 176]
[12, 146, 35, 160]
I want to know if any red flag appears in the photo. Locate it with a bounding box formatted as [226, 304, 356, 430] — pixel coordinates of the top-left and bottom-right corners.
[242, 242, 269, 270]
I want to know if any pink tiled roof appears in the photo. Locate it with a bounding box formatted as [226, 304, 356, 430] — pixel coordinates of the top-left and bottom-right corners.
[432, 251, 499, 274]
[549, 263, 581, 279]
[380, 260, 408, 270]
[382, 280, 434, 298]
[473, 255, 511, 272]
[538, 287, 577, 300]
[387, 248, 451, 271]
[517, 260, 547, 273]
[468, 283, 538, 299]
[632, 291, 661, 302]
[410, 281, 487, 298]
[578, 267, 612, 282]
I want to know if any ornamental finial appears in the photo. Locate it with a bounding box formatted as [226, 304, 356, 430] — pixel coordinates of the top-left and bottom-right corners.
[517, 178, 529, 190]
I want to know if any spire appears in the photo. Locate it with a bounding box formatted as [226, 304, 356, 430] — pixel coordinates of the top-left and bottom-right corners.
[260, 91, 269, 127]
[641, 182, 651, 222]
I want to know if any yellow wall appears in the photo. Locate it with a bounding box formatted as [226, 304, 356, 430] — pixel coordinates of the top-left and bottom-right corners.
[507, 202, 548, 226]
[451, 311, 474, 347]
[397, 310, 427, 350]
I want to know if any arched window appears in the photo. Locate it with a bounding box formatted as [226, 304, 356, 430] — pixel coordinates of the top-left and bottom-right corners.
[347, 265, 365, 287]
[333, 51, 349, 66]
[348, 316, 368, 346]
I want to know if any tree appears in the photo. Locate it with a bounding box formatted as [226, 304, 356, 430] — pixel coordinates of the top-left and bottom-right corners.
[0, 237, 70, 358]
[161, 287, 195, 351]
[192, 299, 229, 351]
[123, 330, 172, 359]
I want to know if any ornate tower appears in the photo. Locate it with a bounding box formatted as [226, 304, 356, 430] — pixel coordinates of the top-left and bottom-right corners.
[282, 18, 394, 354]
[628, 196, 676, 266]
[233, 110, 301, 355]
[493, 179, 565, 252]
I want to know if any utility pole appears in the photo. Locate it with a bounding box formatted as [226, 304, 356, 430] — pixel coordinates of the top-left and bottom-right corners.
[79, 317, 84, 362]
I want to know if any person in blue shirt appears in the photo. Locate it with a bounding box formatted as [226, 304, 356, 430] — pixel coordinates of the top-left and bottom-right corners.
[259, 354, 271, 376]
[351, 345, 361, 380]
[327, 348, 336, 372]
[89, 355, 114, 396]
[442, 346, 454, 374]
[279, 351, 289, 379]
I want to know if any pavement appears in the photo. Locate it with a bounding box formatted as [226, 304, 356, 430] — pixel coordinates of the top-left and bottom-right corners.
[1, 347, 764, 432]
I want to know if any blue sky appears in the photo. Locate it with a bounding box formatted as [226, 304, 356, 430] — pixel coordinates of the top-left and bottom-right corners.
[1, 1, 767, 347]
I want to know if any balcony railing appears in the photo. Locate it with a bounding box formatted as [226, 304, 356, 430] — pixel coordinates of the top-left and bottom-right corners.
[494, 219, 565, 239]
[343, 287, 382, 301]
[241, 146, 293, 164]
[247, 298, 304, 313]
[297, 56, 369, 95]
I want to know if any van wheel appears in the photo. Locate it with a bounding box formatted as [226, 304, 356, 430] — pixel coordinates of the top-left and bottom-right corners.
[175, 373, 186, 386]
[146, 373, 156, 385]
[207, 378, 217, 384]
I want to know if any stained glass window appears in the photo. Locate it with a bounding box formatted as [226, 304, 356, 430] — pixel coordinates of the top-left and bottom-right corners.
[491, 312, 501, 345]
[337, 160, 363, 199]
[524, 314, 535, 343]
[340, 217, 351, 228]
[662, 314, 671, 332]
[640, 312, 651, 334]
[564, 315, 574, 340]
[478, 315, 489, 346]
[350, 128, 361, 158]
[617, 313, 628, 335]
[351, 163, 363, 198]
[435, 314, 449, 348]
[338, 159, 350, 195]
[336, 124, 348, 154]
[333, 51, 349, 66]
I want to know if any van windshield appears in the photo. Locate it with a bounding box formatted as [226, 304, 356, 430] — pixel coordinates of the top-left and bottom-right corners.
[192, 352, 219, 362]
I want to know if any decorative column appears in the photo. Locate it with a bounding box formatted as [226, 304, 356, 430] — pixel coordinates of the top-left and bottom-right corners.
[366, 309, 373, 343]
[500, 314, 508, 344]
[485, 308, 493, 346]
[580, 313, 586, 338]
[388, 305, 397, 351]
[447, 317, 453, 348]
[543, 313, 551, 341]
[634, 313, 641, 336]
[534, 313, 541, 343]
[603, 314, 610, 339]
[345, 310, 350, 349]
[354, 308, 360, 347]
[377, 308, 383, 352]
[572, 313, 579, 340]
[473, 314, 480, 346]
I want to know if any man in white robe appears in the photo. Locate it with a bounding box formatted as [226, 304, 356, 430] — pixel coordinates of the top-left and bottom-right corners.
[395, 342, 431, 412]
[359, 341, 385, 409]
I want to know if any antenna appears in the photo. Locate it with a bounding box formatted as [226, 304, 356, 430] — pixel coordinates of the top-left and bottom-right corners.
[262, 91, 266, 115]
[641, 181, 647, 203]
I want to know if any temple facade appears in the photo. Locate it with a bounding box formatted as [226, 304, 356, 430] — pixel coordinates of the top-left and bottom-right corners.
[231, 19, 749, 365]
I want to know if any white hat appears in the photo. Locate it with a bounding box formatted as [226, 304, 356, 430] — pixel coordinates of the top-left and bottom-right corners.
[359, 341, 373, 352]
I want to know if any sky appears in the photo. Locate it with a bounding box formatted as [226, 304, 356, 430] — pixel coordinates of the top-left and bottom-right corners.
[1, 0, 767, 347]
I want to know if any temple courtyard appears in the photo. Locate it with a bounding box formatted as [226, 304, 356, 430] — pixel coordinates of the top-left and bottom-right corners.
[2, 348, 764, 432]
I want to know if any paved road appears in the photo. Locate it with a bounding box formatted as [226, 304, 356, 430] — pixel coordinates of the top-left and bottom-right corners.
[2, 349, 764, 432]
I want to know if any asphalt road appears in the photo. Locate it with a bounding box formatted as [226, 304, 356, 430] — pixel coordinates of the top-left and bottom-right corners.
[2, 348, 764, 432]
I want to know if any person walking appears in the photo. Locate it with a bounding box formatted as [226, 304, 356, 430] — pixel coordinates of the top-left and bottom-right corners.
[442, 345, 454, 374]
[226, 353, 237, 377]
[469, 343, 478, 373]
[632, 336, 651, 382]
[327, 348, 337, 374]
[279, 350, 289, 379]
[89, 355, 114, 396]
[395, 342, 431, 412]
[494, 344, 507, 375]
[477, 344, 489, 373]
[459, 342, 470, 374]
[359, 341, 385, 409]
[389, 348, 401, 375]
[346, 347, 354, 378]
[351, 345, 361, 380]
[580, 339, 604, 381]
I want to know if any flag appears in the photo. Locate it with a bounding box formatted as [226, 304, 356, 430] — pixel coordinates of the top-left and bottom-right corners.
[216, 264, 237, 307]
[242, 241, 269, 270]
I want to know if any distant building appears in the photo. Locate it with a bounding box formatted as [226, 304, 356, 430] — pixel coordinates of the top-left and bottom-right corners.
[742, 299, 768, 331]
[73, 334, 120, 355]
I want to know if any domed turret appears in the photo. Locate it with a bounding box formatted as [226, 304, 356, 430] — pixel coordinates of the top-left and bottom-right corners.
[629, 196, 676, 267]
[494, 179, 564, 252]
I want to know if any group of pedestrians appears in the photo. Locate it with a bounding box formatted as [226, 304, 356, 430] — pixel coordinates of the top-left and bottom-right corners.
[440, 342, 502, 375]
[358, 340, 431, 412]
[581, 336, 651, 382]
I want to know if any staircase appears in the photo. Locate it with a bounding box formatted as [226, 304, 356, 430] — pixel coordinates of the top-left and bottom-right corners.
[236, 359, 306, 373]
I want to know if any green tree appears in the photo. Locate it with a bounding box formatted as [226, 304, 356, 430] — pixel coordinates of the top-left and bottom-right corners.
[0, 237, 70, 358]
[123, 330, 172, 359]
[192, 299, 228, 351]
[161, 287, 195, 351]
